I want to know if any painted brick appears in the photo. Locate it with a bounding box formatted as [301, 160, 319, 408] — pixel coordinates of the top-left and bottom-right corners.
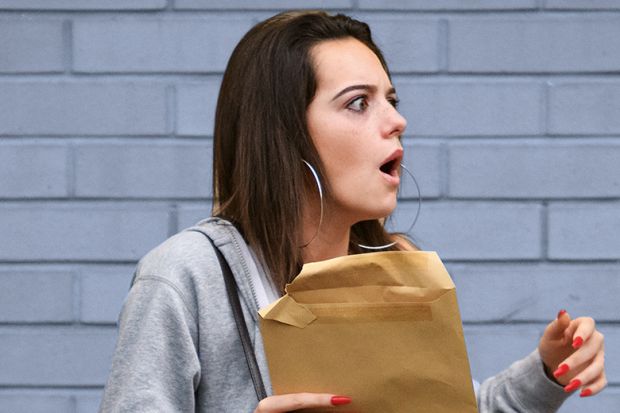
[358, 0, 537, 10]
[0, 271, 73, 323]
[401, 141, 442, 199]
[80, 268, 135, 324]
[449, 17, 620, 73]
[448, 140, 620, 198]
[177, 203, 212, 231]
[449, 263, 620, 322]
[464, 325, 541, 381]
[0, 204, 169, 261]
[0, 391, 72, 413]
[0, 0, 166, 9]
[390, 202, 542, 260]
[174, 0, 352, 9]
[0, 21, 63, 73]
[0, 143, 68, 198]
[0, 327, 117, 386]
[357, 17, 440, 73]
[0, 82, 167, 136]
[546, 0, 620, 9]
[176, 80, 221, 136]
[548, 203, 620, 260]
[548, 82, 620, 135]
[464, 325, 620, 384]
[75, 142, 213, 198]
[73, 18, 253, 73]
[394, 80, 543, 136]
[76, 391, 104, 413]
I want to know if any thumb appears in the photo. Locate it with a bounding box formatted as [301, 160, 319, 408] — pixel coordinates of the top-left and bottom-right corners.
[545, 309, 572, 342]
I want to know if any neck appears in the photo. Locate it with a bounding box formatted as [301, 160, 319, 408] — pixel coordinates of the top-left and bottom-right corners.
[300, 201, 351, 264]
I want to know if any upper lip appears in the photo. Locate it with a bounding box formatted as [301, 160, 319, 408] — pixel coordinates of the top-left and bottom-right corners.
[380, 148, 404, 173]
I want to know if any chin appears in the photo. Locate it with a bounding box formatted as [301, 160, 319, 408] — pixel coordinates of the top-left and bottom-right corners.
[363, 200, 398, 222]
[339, 193, 398, 223]
[381, 196, 398, 216]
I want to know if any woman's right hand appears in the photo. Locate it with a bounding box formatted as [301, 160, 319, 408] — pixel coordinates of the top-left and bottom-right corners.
[254, 393, 352, 412]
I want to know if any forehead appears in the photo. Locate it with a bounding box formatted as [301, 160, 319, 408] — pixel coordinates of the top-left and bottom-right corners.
[310, 37, 389, 92]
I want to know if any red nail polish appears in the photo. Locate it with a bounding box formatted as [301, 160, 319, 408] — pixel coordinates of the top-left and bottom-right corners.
[331, 396, 352, 406]
[564, 379, 582, 393]
[553, 363, 570, 378]
[572, 336, 584, 349]
[580, 388, 593, 397]
[557, 309, 567, 319]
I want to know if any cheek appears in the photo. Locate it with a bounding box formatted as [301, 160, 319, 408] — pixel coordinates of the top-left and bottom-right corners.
[307, 110, 370, 189]
[314, 123, 364, 168]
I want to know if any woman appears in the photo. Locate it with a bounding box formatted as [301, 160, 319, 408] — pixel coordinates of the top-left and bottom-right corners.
[99, 11, 606, 412]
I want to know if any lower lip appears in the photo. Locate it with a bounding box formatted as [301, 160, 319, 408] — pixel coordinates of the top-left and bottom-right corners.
[381, 171, 400, 186]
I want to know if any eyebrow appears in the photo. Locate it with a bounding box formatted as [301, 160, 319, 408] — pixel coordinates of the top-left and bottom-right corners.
[331, 84, 397, 101]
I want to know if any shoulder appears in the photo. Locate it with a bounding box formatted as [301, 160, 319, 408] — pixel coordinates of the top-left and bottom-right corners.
[135, 229, 214, 281]
[133, 218, 236, 287]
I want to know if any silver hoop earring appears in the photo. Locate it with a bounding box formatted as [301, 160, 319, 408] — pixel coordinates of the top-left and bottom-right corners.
[300, 160, 324, 248]
[357, 164, 422, 250]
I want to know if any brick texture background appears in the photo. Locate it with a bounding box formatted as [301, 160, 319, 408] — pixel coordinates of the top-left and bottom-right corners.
[1, 1, 619, 411]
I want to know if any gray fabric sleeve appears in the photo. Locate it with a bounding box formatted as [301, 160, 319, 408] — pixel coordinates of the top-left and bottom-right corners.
[98, 277, 201, 413]
[477, 350, 571, 412]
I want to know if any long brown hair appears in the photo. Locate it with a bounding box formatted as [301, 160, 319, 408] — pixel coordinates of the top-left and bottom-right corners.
[213, 10, 401, 293]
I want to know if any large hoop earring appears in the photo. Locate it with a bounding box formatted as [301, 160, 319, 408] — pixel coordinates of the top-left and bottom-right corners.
[300, 161, 421, 251]
[357, 164, 421, 250]
[300, 160, 324, 248]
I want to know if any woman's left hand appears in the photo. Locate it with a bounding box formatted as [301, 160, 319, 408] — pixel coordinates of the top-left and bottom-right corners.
[538, 310, 606, 397]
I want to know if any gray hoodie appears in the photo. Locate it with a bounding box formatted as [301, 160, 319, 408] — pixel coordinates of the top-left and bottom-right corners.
[99, 217, 570, 412]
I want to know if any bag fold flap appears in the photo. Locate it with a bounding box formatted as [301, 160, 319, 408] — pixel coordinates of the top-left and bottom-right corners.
[259, 295, 317, 328]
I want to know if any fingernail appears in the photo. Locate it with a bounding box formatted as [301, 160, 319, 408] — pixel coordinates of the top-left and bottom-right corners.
[572, 336, 584, 349]
[557, 309, 567, 319]
[564, 379, 582, 393]
[331, 396, 352, 406]
[553, 363, 570, 378]
[580, 388, 593, 397]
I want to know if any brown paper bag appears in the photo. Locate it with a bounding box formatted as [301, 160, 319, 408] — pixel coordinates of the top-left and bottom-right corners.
[259, 251, 478, 413]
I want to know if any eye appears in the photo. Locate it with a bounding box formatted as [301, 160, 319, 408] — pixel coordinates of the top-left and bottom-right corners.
[347, 96, 369, 113]
[388, 96, 400, 109]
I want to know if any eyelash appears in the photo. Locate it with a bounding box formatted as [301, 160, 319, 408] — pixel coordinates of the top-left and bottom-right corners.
[346, 95, 400, 113]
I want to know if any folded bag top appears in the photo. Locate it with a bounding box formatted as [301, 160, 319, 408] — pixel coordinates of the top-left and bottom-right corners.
[285, 251, 454, 292]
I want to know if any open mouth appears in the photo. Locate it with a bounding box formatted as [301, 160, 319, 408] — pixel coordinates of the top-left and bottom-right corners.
[380, 149, 403, 178]
[380, 158, 399, 176]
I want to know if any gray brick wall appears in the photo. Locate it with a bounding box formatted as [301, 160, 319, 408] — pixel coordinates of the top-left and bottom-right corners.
[1, 1, 618, 411]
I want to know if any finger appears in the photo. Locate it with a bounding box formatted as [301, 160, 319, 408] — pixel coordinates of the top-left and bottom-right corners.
[254, 393, 351, 413]
[570, 317, 596, 349]
[544, 309, 572, 342]
[579, 371, 608, 398]
[562, 348, 605, 393]
[556, 331, 604, 378]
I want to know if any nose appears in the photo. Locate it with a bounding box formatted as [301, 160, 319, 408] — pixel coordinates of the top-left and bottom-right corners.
[380, 101, 407, 139]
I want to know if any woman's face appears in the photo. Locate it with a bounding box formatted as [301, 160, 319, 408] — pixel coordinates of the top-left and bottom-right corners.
[307, 37, 407, 225]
